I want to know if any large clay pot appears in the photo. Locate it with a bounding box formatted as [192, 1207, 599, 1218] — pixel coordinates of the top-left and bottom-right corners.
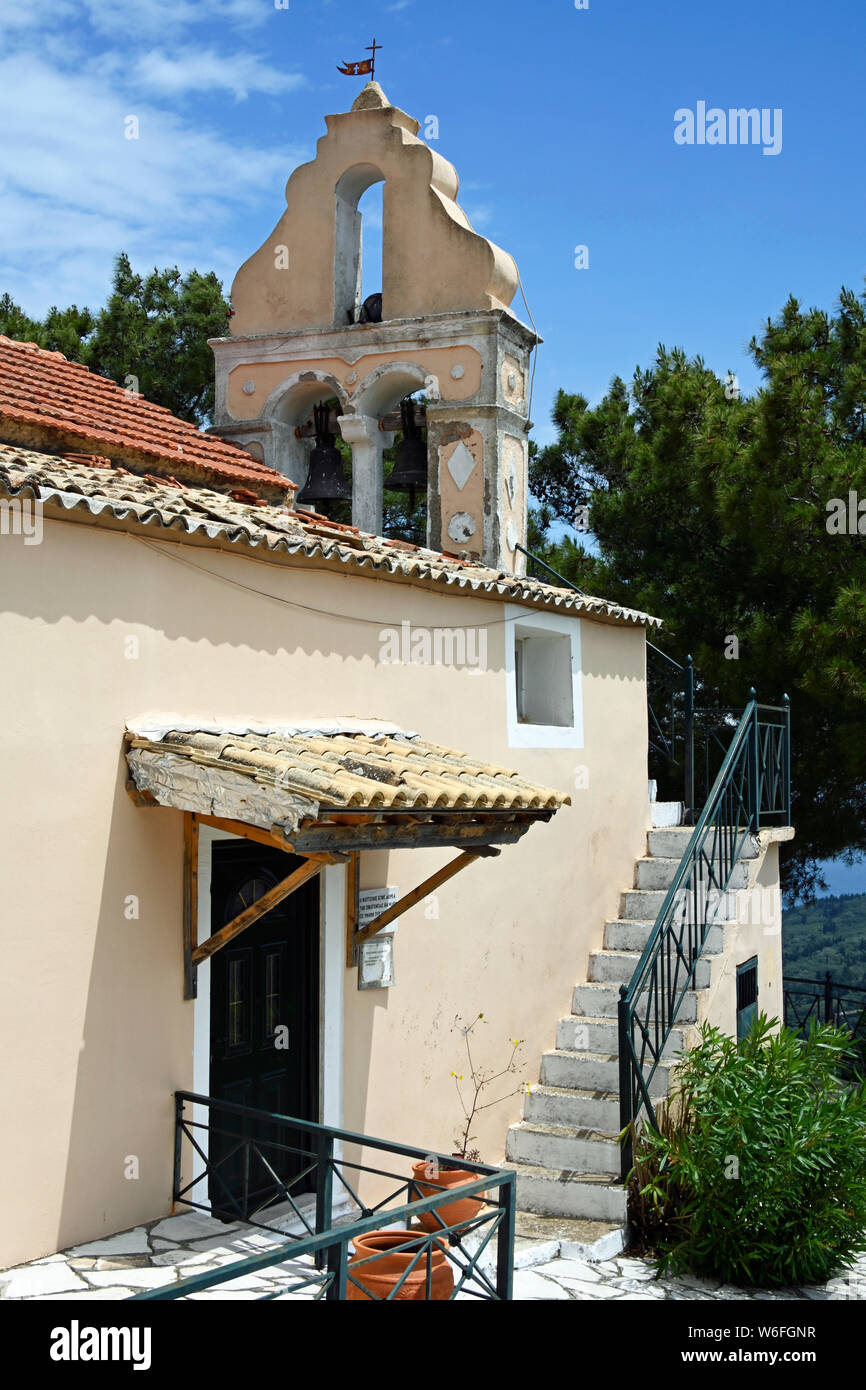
[410, 1160, 486, 1234]
[347, 1230, 453, 1301]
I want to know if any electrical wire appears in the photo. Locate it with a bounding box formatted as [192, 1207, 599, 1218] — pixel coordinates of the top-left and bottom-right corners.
[128, 531, 591, 630]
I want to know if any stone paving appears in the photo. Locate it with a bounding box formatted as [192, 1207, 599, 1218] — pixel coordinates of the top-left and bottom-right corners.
[2, 1212, 864, 1301]
[0, 1213, 326, 1301]
[512, 1252, 866, 1301]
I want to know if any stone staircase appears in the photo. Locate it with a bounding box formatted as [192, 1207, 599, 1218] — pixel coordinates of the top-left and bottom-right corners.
[503, 812, 759, 1242]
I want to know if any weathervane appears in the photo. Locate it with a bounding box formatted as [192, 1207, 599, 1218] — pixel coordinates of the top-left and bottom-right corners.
[337, 38, 382, 80]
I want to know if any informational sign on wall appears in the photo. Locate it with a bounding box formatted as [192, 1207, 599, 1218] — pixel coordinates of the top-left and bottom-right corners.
[356, 887, 398, 989]
[358, 934, 395, 990]
[358, 886, 399, 929]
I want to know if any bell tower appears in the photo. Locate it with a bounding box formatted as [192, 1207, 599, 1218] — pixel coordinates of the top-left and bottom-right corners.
[209, 81, 538, 573]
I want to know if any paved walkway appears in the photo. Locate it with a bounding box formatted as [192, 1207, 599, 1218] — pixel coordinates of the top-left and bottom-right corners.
[0, 1214, 322, 1301]
[2, 1214, 864, 1301]
[512, 1252, 866, 1301]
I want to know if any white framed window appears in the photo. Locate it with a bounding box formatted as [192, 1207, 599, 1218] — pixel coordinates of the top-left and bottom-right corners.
[505, 605, 584, 748]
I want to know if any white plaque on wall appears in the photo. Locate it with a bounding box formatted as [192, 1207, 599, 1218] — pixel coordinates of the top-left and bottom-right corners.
[358, 886, 399, 930]
[358, 934, 395, 990]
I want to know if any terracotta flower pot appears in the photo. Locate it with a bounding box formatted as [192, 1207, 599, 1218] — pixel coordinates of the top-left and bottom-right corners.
[347, 1230, 453, 1301]
[410, 1159, 486, 1234]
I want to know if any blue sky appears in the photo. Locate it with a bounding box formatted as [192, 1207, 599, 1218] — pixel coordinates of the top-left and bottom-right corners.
[1, 0, 864, 894]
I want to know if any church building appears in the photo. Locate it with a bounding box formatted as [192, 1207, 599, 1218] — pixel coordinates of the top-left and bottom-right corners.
[0, 82, 788, 1278]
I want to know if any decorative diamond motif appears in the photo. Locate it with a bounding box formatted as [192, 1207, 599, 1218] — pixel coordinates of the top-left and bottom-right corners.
[445, 441, 476, 492]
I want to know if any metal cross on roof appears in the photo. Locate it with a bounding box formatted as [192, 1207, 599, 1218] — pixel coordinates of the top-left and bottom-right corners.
[366, 38, 382, 77]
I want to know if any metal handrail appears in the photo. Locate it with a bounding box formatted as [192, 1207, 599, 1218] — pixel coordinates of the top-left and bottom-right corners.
[618, 694, 791, 1180]
[514, 542, 586, 596]
[132, 1091, 515, 1301]
[784, 973, 866, 1036]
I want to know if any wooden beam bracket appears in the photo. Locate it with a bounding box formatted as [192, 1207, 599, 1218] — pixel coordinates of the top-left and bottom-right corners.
[191, 857, 323, 968]
[347, 846, 500, 966]
[182, 813, 199, 1001]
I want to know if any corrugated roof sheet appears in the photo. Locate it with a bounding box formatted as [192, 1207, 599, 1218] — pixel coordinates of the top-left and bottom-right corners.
[0, 442, 662, 627]
[0, 336, 293, 498]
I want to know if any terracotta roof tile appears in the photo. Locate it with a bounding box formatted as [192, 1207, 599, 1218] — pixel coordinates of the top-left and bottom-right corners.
[0, 442, 663, 629]
[0, 335, 295, 498]
[125, 726, 572, 823]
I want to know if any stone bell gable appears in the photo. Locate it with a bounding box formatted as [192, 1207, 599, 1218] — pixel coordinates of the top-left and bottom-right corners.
[229, 82, 520, 333]
[210, 82, 538, 573]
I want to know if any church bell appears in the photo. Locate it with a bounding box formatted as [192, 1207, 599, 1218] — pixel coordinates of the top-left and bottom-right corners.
[296, 402, 352, 507]
[387, 397, 428, 507]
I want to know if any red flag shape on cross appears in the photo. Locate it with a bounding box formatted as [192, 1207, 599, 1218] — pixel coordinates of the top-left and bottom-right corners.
[337, 59, 373, 76]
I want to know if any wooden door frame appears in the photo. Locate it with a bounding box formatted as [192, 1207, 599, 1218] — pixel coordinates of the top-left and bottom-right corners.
[191, 823, 345, 1211]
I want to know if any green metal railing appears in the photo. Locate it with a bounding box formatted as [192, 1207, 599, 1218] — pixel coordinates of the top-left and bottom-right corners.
[130, 1091, 515, 1301]
[784, 973, 866, 1037]
[618, 694, 791, 1181]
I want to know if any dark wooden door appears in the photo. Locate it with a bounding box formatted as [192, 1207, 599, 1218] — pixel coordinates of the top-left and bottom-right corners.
[208, 839, 319, 1219]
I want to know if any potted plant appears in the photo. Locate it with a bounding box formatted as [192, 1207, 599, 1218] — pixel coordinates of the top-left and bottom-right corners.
[410, 1013, 525, 1234]
[347, 1230, 453, 1301]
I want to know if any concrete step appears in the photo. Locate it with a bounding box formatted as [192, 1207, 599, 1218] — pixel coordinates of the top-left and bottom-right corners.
[620, 888, 668, 919]
[572, 979, 699, 1021]
[540, 1048, 673, 1094]
[469, 1211, 627, 1274]
[588, 948, 711, 990]
[650, 801, 683, 828]
[506, 1121, 620, 1175]
[511, 1211, 627, 1266]
[603, 917, 726, 955]
[647, 827, 760, 860]
[554, 1014, 691, 1059]
[504, 1161, 628, 1223]
[634, 857, 751, 892]
[524, 1083, 620, 1132]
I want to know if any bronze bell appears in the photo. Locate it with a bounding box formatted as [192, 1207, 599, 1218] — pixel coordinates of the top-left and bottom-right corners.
[297, 403, 352, 506]
[387, 398, 427, 508]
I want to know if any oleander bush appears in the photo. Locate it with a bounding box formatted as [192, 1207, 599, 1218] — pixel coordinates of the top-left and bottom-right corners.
[627, 1014, 866, 1287]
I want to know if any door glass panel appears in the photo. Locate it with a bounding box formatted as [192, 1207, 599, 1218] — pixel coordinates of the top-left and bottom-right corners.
[227, 954, 250, 1049]
[228, 874, 272, 921]
[264, 950, 281, 1040]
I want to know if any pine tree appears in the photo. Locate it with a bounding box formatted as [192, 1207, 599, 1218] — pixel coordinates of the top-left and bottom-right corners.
[530, 286, 866, 900]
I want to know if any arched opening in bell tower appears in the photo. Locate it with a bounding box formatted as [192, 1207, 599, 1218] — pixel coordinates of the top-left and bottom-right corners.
[334, 163, 385, 327]
[269, 375, 352, 517]
[355, 365, 429, 544]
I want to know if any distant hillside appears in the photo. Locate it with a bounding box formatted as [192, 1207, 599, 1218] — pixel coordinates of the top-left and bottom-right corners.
[783, 893, 866, 984]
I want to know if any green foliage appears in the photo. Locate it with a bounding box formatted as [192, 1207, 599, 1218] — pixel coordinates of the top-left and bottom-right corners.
[629, 1016, 866, 1287]
[784, 893, 866, 982]
[0, 252, 230, 425]
[0, 292, 96, 359]
[529, 286, 866, 900]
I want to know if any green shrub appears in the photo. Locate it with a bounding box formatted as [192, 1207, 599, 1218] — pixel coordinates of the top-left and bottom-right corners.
[629, 1014, 866, 1287]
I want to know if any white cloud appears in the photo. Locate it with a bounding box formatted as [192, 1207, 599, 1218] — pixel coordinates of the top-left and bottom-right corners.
[465, 205, 494, 229]
[0, 54, 309, 312]
[0, 0, 272, 41]
[133, 48, 305, 101]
